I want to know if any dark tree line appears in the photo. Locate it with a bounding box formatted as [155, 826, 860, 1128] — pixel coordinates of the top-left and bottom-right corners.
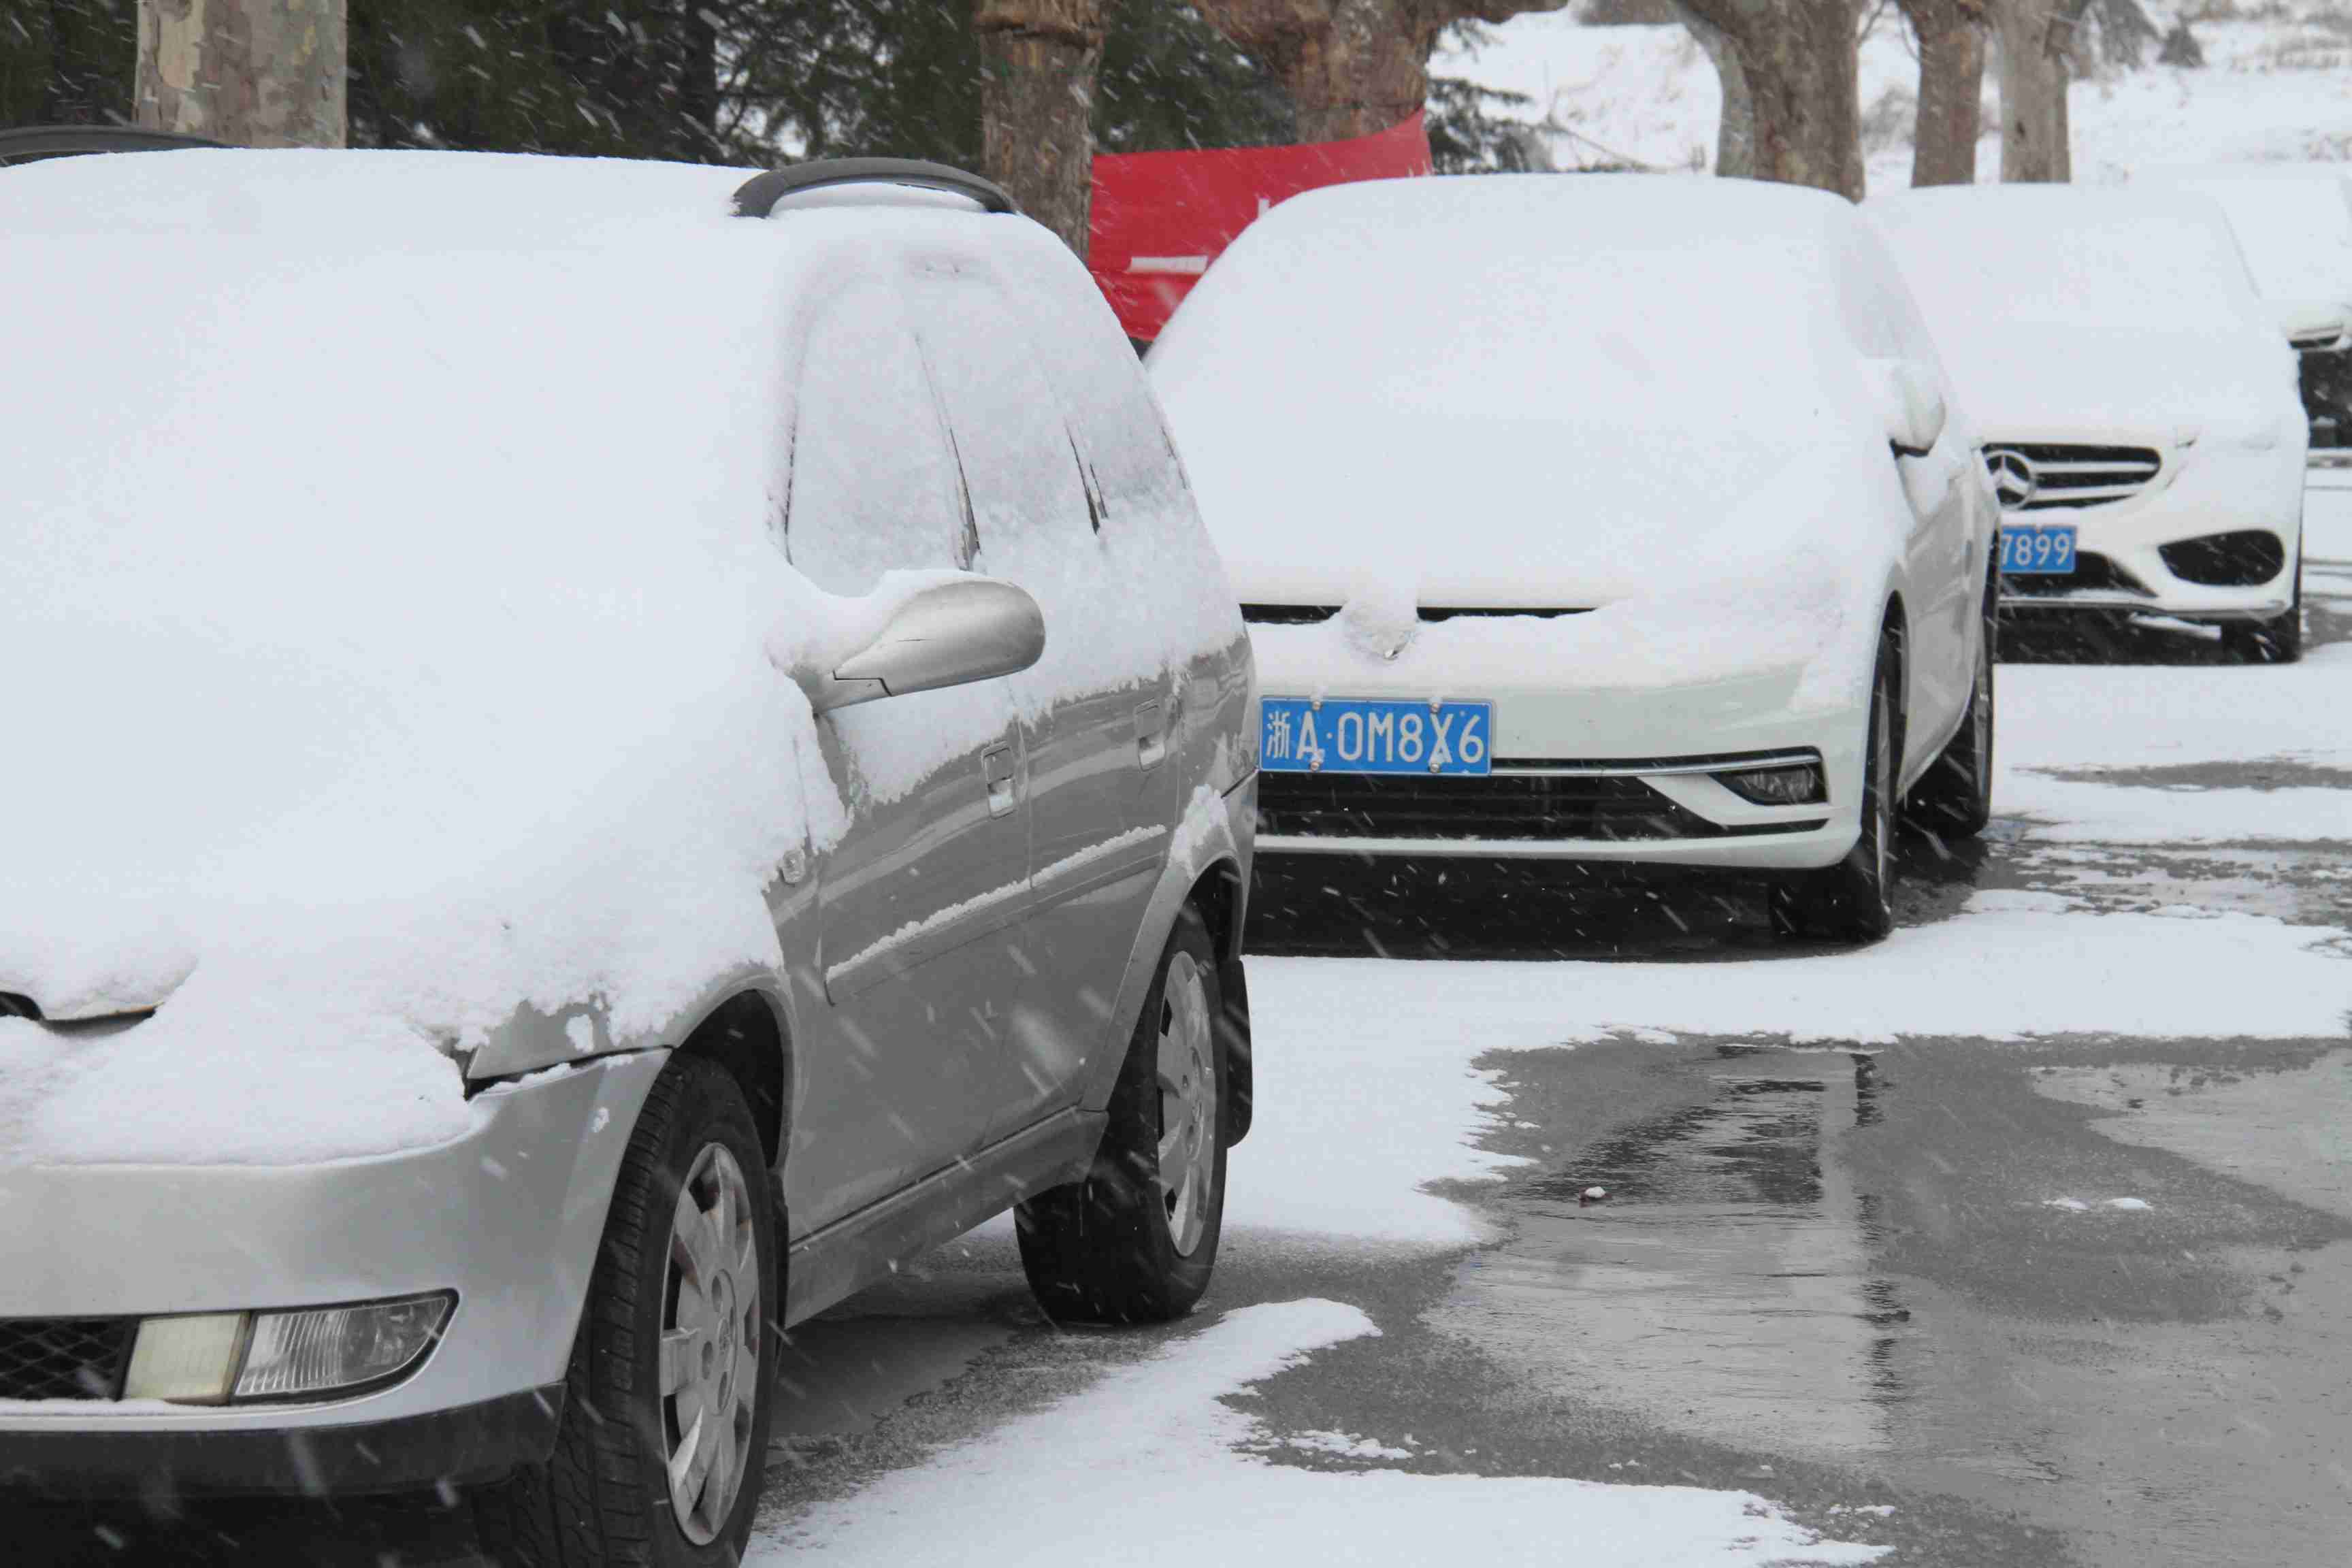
[0, 0, 1298, 161]
[2, 0, 1526, 169]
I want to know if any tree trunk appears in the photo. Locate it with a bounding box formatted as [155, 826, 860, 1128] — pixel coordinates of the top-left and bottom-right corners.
[1993, 0, 2070, 182]
[1901, 0, 1984, 186]
[975, 0, 1105, 259]
[1676, 7, 1753, 178]
[135, 0, 345, 146]
[1676, 0, 1863, 199]
[1191, 0, 1571, 147]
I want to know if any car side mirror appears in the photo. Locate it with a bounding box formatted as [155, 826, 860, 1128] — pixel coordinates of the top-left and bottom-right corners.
[1872, 359, 1948, 459]
[802, 576, 1046, 713]
[2271, 298, 2352, 353]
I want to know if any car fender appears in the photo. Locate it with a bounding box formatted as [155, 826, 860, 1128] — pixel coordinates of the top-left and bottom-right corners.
[1074, 781, 1252, 1129]
[461, 960, 794, 1085]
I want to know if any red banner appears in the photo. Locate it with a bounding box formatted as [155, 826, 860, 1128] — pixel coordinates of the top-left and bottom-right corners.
[1089, 112, 1434, 344]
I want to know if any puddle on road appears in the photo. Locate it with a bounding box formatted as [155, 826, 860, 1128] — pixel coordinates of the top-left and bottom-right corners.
[1430, 1051, 1903, 1462]
[2029, 1050, 2352, 1221]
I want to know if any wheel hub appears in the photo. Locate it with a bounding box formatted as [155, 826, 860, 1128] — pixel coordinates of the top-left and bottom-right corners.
[661, 1142, 761, 1546]
[1154, 953, 1218, 1258]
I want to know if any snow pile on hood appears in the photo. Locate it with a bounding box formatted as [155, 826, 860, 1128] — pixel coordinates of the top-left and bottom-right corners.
[1872, 186, 2300, 440]
[0, 150, 913, 1164]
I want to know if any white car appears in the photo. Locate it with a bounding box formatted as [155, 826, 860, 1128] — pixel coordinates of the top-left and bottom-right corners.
[1149, 176, 1997, 943]
[1875, 186, 2312, 662]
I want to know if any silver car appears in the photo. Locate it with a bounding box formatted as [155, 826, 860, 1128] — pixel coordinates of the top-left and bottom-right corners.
[0, 147, 1256, 1563]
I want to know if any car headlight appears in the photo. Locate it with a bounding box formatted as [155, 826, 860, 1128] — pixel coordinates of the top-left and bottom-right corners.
[1716, 762, 1827, 806]
[121, 1292, 453, 1405]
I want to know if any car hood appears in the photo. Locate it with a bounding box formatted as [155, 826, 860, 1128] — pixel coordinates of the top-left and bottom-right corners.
[1934, 322, 2298, 445]
[1231, 434, 1910, 714]
[1186, 397, 1901, 610]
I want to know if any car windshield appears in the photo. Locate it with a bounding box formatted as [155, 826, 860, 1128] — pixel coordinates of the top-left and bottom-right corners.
[1882, 194, 2259, 332]
[1155, 177, 1867, 450]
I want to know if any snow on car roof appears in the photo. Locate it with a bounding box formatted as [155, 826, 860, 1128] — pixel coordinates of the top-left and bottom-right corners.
[0, 145, 752, 238]
[2138, 164, 2352, 304]
[1872, 184, 2264, 332]
[1871, 184, 2294, 436]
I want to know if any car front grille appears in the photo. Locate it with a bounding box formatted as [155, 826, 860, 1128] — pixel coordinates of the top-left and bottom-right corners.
[2159, 531, 2287, 587]
[1256, 771, 1810, 843]
[1986, 443, 2163, 512]
[0, 1318, 136, 1401]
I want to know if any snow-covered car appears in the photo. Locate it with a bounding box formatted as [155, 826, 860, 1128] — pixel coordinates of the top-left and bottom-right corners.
[1149, 176, 1998, 943]
[0, 148, 1256, 1560]
[1875, 185, 2312, 662]
[2145, 165, 2352, 455]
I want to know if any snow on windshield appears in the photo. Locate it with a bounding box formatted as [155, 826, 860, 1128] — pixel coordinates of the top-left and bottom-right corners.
[1154, 175, 1875, 451]
[1872, 186, 2295, 438]
[1874, 187, 2261, 335]
[2143, 167, 2352, 304]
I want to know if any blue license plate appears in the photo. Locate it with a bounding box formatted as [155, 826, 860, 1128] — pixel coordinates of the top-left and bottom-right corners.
[1260, 697, 1492, 776]
[1999, 523, 2078, 575]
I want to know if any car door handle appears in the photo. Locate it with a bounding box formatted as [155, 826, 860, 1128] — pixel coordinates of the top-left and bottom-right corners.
[1134, 700, 1166, 770]
[981, 743, 1017, 817]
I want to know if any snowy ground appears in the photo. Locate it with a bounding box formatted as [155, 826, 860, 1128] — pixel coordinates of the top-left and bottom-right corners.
[1437, 8, 2352, 189]
[734, 484, 2351, 1568]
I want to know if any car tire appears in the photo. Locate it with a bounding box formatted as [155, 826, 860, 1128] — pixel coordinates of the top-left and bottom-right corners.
[2221, 557, 2303, 665]
[1771, 628, 1899, 945]
[1904, 571, 1996, 840]
[1016, 906, 1226, 1326]
[474, 1055, 778, 1568]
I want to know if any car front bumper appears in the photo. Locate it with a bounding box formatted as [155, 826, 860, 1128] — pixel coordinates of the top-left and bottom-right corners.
[1991, 431, 2305, 621]
[0, 1050, 664, 1495]
[1248, 655, 1869, 873]
[0, 1386, 564, 1499]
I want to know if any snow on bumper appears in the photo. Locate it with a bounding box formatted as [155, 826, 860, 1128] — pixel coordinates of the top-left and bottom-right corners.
[1247, 633, 1869, 872]
[0, 1051, 663, 1443]
[1993, 431, 2306, 619]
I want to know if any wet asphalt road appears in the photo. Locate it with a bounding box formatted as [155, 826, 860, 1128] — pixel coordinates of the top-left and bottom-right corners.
[10, 487, 2349, 1566]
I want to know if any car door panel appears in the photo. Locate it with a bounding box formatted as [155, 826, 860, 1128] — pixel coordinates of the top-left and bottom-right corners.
[771, 273, 1033, 1236]
[905, 270, 1169, 1145]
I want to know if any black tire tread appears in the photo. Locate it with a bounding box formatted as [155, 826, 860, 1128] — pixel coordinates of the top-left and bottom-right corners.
[1017, 907, 1224, 1326]
[2223, 559, 2303, 665]
[476, 1059, 760, 1568]
[1772, 627, 1900, 945]
[1905, 577, 1997, 840]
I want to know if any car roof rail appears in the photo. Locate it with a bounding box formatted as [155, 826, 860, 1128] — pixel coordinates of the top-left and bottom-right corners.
[0, 125, 226, 167]
[731, 157, 1018, 220]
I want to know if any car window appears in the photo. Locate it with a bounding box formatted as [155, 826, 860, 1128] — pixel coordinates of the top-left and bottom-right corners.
[907, 269, 1098, 569]
[785, 275, 968, 595]
[991, 248, 1194, 525]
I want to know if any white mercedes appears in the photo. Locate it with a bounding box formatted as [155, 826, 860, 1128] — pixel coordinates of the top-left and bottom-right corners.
[1151, 176, 1998, 943]
[1876, 185, 2314, 662]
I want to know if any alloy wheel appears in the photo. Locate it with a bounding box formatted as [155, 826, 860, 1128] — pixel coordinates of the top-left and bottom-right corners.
[1155, 951, 1218, 1258]
[661, 1141, 762, 1545]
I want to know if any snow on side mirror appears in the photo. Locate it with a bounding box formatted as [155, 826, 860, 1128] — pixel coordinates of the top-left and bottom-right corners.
[2271, 299, 2352, 353]
[1874, 359, 1947, 459]
[802, 576, 1046, 713]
